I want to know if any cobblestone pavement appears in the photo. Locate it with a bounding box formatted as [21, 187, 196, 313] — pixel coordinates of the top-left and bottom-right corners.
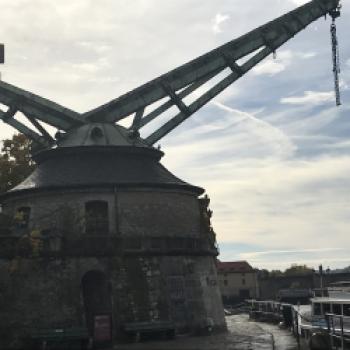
[115, 314, 298, 350]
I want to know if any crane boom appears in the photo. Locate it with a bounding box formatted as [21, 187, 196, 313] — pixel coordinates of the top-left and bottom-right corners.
[0, 0, 341, 147]
[82, 0, 340, 145]
[0, 80, 84, 135]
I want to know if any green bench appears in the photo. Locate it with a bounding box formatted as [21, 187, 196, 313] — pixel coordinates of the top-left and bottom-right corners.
[122, 321, 175, 342]
[30, 327, 90, 350]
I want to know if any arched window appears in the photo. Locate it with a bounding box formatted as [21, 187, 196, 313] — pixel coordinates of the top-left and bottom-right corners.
[15, 206, 31, 229]
[85, 201, 109, 235]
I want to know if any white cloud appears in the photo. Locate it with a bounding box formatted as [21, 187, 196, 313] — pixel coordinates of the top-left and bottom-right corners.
[281, 91, 334, 106]
[253, 50, 318, 76]
[212, 13, 230, 34]
[163, 121, 350, 269]
[291, 0, 309, 5]
[339, 79, 350, 90]
[212, 101, 296, 159]
[233, 247, 349, 270]
[253, 60, 286, 76]
[241, 248, 344, 259]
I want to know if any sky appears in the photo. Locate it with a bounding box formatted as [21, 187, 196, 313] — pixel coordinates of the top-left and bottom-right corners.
[0, 0, 349, 270]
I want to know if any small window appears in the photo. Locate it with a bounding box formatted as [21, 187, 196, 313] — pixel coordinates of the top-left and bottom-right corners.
[242, 278, 246, 285]
[344, 304, 350, 317]
[15, 207, 31, 229]
[85, 201, 109, 235]
[241, 273, 245, 277]
[224, 280, 228, 286]
[168, 276, 185, 300]
[314, 303, 321, 316]
[332, 304, 341, 315]
[323, 303, 331, 315]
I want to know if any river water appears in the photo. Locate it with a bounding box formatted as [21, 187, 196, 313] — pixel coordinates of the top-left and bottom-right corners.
[116, 314, 299, 350]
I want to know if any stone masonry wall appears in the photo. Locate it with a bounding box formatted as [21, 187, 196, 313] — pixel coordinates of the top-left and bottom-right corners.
[0, 186, 224, 349]
[118, 191, 200, 237]
[3, 188, 200, 238]
[0, 254, 225, 349]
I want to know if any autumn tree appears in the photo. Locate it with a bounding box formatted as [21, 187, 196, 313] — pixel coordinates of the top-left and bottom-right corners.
[0, 134, 34, 193]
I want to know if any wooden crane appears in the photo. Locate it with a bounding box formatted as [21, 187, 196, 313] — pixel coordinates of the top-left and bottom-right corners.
[0, 0, 341, 150]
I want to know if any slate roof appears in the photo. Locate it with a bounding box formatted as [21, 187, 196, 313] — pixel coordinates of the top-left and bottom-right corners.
[1, 123, 204, 198]
[217, 260, 254, 273]
[3, 146, 203, 197]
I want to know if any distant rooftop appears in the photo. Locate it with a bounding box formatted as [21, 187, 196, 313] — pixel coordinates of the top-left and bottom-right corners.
[217, 260, 254, 273]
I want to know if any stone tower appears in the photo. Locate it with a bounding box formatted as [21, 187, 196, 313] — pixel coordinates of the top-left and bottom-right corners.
[0, 122, 225, 348]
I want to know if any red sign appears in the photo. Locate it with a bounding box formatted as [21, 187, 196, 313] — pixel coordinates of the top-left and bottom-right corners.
[94, 315, 112, 342]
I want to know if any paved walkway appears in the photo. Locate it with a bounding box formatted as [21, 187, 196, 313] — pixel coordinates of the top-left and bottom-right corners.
[114, 314, 298, 350]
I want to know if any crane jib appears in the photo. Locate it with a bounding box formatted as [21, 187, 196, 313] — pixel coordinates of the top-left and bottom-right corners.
[0, 0, 343, 148]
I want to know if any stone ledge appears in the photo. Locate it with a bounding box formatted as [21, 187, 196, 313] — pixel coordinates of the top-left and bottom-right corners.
[0, 235, 218, 259]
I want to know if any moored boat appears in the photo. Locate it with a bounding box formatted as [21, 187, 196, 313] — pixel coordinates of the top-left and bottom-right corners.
[294, 282, 350, 349]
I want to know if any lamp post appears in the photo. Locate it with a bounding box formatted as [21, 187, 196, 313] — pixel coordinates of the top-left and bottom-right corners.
[319, 264, 324, 296]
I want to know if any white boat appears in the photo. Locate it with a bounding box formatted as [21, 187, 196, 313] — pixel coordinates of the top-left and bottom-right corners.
[295, 282, 350, 349]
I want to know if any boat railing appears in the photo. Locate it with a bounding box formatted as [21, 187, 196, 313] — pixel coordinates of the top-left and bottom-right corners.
[313, 286, 350, 298]
[313, 288, 330, 297]
[325, 313, 350, 350]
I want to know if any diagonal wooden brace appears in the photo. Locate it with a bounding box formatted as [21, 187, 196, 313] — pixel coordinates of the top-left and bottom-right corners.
[161, 83, 191, 117]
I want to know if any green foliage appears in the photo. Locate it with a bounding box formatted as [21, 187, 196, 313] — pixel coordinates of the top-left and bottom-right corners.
[284, 264, 314, 276]
[0, 134, 34, 193]
[257, 269, 270, 279]
[257, 264, 315, 279]
[270, 269, 283, 277]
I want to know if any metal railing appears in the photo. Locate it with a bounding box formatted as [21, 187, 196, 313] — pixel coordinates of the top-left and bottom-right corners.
[325, 313, 350, 350]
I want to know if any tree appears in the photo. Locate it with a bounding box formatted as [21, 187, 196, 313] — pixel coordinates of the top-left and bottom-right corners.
[270, 269, 283, 277]
[0, 134, 34, 193]
[257, 269, 270, 279]
[284, 264, 314, 276]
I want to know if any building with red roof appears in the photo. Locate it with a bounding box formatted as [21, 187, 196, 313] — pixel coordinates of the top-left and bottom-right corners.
[216, 260, 259, 304]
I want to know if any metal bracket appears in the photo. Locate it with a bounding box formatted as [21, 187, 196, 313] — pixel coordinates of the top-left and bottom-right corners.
[25, 114, 55, 143]
[161, 83, 191, 117]
[261, 33, 277, 59]
[314, 0, 327, 13]
[2, 106, 17, 120]
[222, 53, 244, 76]
[130, 108, 145, 131]
[328, 8, 341, 20]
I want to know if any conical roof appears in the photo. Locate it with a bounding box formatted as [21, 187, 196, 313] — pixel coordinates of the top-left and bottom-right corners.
[3, 123, 204, 197]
